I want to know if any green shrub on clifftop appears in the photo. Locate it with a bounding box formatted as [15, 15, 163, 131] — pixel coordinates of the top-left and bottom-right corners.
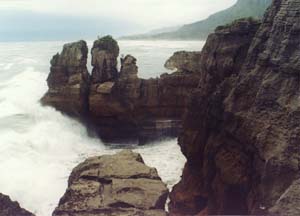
[93, 35, 119, 58]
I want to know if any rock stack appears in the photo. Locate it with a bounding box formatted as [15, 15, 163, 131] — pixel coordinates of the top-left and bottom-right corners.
[91, 35, 119, 84]
[41, 40, 90, 116]
[41, 36, 200, 143]
[120, 55, 138, 80]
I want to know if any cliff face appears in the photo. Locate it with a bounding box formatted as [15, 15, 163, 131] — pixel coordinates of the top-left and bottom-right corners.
[0, 193, 35, 216]
[41, 37, 201, 143]
[170, 1, 300, 215]
[53, 150, 168, 216]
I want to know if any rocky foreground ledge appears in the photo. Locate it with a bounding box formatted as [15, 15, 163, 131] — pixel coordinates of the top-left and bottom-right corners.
[0, 193, 35, 216]
[0, 151, 168, 216]
[41, 36, 200, 144]
[53, 150, 169, 216]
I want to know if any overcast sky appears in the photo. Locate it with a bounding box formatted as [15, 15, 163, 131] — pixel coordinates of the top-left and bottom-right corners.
[0, 0, 237, 41]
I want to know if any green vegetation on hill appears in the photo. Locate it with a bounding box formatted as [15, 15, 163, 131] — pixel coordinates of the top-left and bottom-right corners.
[121, 0, 272, 40]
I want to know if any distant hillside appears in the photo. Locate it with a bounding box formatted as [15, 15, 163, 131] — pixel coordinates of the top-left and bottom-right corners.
[120, 25, 181, 40]
[121, 0, 272, 40]
[146, 26, 181, 35]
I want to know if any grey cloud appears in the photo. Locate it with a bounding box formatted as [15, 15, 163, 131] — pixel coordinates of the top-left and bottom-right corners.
[0, 0, 237, 28]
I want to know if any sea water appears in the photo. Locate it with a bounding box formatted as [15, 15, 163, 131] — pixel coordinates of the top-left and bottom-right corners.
[0, 40, 205, 215]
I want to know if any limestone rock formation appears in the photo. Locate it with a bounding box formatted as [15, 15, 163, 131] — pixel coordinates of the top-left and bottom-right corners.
[88, 64, 199, 143]
[164, 51, 202, 73]
[87, 37, 200, 143]
[0, 193, 35, 216]
[41, 35, 201, 143]
[199, 18, 261, 85]
[41, 40, 90, 116]
[53, 150, 168, 216]
[91, 36, 119, 84]
[169, 2, 300, 216]
[120, 55, 138, 79]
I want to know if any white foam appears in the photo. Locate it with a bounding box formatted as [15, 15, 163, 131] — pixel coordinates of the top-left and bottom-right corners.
[3, 63, 14, 70]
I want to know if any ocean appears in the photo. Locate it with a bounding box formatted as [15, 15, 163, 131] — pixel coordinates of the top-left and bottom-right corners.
[0, 40, 205, 215]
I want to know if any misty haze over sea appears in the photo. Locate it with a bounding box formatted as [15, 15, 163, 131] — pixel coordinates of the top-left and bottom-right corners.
[0, 0, 237, 41]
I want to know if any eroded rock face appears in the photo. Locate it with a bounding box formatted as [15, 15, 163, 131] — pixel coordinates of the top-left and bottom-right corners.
[41, 40, 90, 116]
[41, 35, 201, 143]
[164, 51, 202, 73]
[89, 66, 199, 143]
[0, 193, 35, 216]
[53, 150, 168, 216]
[120, 55, 138, 79]
[199, 18, 261, 86]
[269, 179, 300, 216]
[91, 36, 119, 84]
[169, 3, 300, 216]
[88, 42, 200, 142]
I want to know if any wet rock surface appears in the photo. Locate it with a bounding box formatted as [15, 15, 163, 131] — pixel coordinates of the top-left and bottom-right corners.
[169, 3, 300, 216]
[0, 193, 35, 216]
[53, 150, 168, 216]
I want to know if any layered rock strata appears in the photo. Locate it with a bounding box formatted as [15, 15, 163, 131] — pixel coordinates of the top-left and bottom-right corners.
[164, 51, 202, 73]
[91, 36, 119, 84]
[169, 3, 300, 216]
[42, 36, 201, 143]
[89, 62, 199, 143]
[0, 193, 35, 216]
[88, 38, 201, 143]
[41, 40, 90, 116]
[53, 150, 169, 216]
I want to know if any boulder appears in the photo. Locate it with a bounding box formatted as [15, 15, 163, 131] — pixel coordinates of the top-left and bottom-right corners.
[41, 40, 90, 116]
[0, 193, 35, 216]
[96, 82, 115, 94]
[91, 36, 119, 84]
[169, 3, 300, 216]
[53, 150, 168, 216]
[164, 51, 202, 73]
